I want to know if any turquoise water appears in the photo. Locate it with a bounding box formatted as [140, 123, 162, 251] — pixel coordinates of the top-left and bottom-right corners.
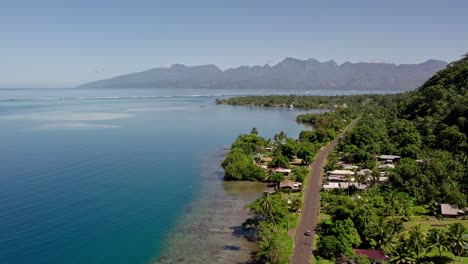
[0, 89, 313, 264]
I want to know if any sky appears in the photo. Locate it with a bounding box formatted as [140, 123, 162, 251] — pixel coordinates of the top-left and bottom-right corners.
[1, 0, 467, 88]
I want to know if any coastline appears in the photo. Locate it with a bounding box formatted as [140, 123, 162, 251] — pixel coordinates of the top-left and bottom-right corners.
[153, 147, 271, 264]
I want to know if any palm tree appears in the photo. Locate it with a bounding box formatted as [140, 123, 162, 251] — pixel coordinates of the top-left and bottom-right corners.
[386, 191, 399, 218]
[355, 169, 368, 189]
[446, 223, 468, 261]
[426, 229, 449, 257]
[344, 173, 353, 196]
[371, 169, 380, 186]
[259, 192, 277, 226]
[273, 131, 287, 144]
[408, 224, 426, 260]
[389, 241, 416, 264]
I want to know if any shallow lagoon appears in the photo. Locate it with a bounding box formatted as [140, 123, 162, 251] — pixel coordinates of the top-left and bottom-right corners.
[0, 88, 315, 264]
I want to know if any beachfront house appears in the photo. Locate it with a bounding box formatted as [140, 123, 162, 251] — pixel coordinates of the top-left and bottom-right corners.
[279, 180, 302, 192]
[272, 167, 292, 176]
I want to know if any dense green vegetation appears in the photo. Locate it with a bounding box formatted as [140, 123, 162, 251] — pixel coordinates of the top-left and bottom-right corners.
[242, 192, 295, 264]
[317, 56, 468, 263]
[220, 55, 468, 263]
[216, 94, 406, 110]
[220, 108, 356, 262]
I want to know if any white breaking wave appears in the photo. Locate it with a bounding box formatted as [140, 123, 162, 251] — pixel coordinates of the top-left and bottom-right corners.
[30, 122, 120, 130]
[0, 112, 133, 121]
[0, 94, 234, 102]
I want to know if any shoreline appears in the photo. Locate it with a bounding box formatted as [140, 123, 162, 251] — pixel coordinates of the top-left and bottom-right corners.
[152, 147, 271, 264]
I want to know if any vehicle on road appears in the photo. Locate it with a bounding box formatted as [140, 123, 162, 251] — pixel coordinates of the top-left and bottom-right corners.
[305, 230, 311, 236]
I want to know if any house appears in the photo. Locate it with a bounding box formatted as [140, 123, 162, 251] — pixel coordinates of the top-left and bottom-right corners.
[379, 155, 401, 163]
[342, 164, 358, 170]
[358, 169, 372, 176]
[328, 170, 355, 176]
[441, 204, 459, 217]
[322, 182, 368, 190]
[327, 176, 355, 182]
[340, 182, 368, 190]
[354, 249, 388, 263]
[279, 180, 302, 191]
[253, 153, 263, 163]
[272, 167, 292, 175]
[327, 170, 355, 182]
[322, 182, 340, 190]
[377, 163, 395, 169]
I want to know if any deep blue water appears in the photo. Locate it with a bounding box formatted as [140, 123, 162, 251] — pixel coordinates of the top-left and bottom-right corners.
[0, 88, 317, 264]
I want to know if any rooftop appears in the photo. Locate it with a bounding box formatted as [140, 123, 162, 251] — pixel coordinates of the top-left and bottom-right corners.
[328, 169, 355, 175]
[441, 203, 459, 215]
[354, 249, 388, 261]
[379, 155, 401, 160]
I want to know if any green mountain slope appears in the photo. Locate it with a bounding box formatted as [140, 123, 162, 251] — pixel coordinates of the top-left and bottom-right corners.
[403, 55, 468, 152]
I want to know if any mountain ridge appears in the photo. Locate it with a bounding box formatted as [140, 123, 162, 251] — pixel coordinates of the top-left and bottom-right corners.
[76, 58, 448, 91]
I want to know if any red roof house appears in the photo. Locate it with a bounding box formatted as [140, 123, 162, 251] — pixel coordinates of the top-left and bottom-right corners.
[354, 249, 388, 263]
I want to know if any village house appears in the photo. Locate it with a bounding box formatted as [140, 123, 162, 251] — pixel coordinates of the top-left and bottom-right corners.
[354, 249, 388, 263]
[341, 164, 358, 170]
[440, 203, 459, 218]
[279, 180, 302, 191]
[322, 182, 368, 191]
[377, 163, 395, 169]
[379, 154, 401, 163]
[272, 167, 292, 175]
[253, 153, 263, 163]
[322, 182, 340, 190]
[327, 169, 355, 182]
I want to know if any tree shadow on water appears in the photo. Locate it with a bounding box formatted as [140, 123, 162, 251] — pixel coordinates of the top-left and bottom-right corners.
[223, 245, 241, 251]
[229, 225, 245, 238]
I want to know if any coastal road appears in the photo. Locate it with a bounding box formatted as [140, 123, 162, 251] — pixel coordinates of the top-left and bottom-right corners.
[290, 119, 358, 264]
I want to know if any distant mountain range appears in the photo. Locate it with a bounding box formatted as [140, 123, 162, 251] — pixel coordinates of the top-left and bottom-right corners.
[76, 57, 448, 91]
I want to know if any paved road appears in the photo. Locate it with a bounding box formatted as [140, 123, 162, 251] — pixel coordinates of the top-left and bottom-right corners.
[290, 119, 358, 264]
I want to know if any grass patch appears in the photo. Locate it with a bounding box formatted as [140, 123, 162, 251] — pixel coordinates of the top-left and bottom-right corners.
[318, 213, 330, 222]
[421, 248, 468, 264]
[287, 213, 299, 230]
[403, 215, 468, 232]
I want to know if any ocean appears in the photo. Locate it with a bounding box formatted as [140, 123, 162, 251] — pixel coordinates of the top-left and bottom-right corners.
[0, 88, 317, 264]
[0, 88, 396, 264]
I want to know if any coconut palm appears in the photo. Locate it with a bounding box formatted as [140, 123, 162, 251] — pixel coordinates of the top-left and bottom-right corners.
[446, 223, 468, 261]
[344, 173, 353, 196]
[388, 241, 416, 264]
[408, 224, 426, 260]
[355, 169, 368, 189]
[259, 192, 274, 219]
[386, 190, 399, 218]
[426, 228, 449, 257]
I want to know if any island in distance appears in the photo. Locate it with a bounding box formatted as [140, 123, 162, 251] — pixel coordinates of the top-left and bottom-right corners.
[77, 57, 447, 91]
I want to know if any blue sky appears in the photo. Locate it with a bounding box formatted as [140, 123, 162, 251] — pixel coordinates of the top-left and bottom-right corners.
[1, 0, 467, 88]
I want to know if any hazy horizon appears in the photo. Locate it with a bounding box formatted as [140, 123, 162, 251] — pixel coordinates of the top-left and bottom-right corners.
[1, 0, 467, 88]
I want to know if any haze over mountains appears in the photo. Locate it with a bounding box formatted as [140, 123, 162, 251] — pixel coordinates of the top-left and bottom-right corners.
[77, 57, 447, 91]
